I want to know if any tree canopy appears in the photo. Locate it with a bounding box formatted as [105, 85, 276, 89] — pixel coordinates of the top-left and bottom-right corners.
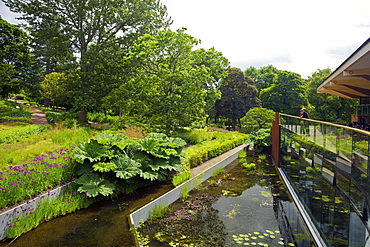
[246, 65, 306, 115]
[104, 29, 229, 134]
[3, 0, 172, 121]
[0, 16, 35, 98]
[216, 68, 260, 128]
[305, 68, 357, 122]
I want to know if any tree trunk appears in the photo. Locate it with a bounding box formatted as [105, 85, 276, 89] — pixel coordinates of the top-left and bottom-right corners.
[79, 108, 88, 124]
[232, 118, 236, 131]
[44, 97, 50, 107]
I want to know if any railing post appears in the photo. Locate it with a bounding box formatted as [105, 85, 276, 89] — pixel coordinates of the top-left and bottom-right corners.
[271, 112, 280, 166]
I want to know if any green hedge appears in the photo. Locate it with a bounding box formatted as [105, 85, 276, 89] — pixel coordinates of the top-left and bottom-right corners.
[182, 133, 248, 168]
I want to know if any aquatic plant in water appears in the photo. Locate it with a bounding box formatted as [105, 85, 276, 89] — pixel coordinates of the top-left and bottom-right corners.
[139, 194, 227, 246]
[232, 230, 295, 246]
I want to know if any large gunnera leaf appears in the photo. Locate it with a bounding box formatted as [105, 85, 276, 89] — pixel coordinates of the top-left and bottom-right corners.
[95, 133, 131, 150]
[92, 162, 117, 172]
[112, 154, 141, 179]
[75, 173, 115, 197]
[73, 139, 108, 163]
[139, 170, 159, 181]
[137, 137, 161, 153]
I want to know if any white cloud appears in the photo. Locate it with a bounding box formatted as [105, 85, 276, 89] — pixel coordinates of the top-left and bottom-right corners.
[161, 0, 370, 78]
[2, 0, 370, 78]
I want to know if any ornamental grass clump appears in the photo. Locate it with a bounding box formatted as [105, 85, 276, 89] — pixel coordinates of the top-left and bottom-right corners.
[0, 148, 76, 209]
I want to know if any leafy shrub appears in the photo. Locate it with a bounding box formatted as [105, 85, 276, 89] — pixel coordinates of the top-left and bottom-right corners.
[173, 128, 215, 144]
[240, 107, 275, 133]
[72, 133, 186, 197]
[183, 132, 249, 168]
[245, 128, 272, 153]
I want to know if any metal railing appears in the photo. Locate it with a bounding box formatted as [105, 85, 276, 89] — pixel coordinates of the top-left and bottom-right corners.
[278, 113, 370, 246]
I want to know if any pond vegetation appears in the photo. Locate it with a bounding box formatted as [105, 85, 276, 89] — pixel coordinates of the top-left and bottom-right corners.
[137, 153, 314, 247]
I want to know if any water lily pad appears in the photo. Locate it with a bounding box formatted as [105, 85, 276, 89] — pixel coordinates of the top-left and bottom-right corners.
[266, 230, 274, 234]
[244, 238, 250, 241]
[270, 235, 275, 239]
[243, 243, 250, 246]
[251, 236, 257, 240]
[278, 241, 284, 245]
[258, 235, 264, 238]
[288, 243, 295, 246]
[237, 240, 244, 244]
[251, 243, 257, 246]
[253, 231, 260, 235]
[275, 230, 280, 234]
[263, 233, 269, 236]
[232, 235, 238, 238]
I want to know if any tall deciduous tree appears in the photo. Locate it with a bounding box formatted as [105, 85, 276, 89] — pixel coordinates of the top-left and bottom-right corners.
[257, 69, 306, 115]
[4, 0, 172, 122]
[244, 65, 278, 92]
[193, 48, 229, 123]
[104, 29, 229, 134]
[0, 16, 34, 98]
[306, 68, 357, 122]
[215, 68, 260, 129]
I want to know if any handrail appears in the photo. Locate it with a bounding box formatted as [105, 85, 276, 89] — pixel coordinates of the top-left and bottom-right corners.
[279, 113, 370, 136]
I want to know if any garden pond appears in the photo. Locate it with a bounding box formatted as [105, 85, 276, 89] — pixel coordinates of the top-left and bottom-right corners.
[137, 154, 315, 246]
[0, 182, 174, 247]
[0, 154, 315, 247]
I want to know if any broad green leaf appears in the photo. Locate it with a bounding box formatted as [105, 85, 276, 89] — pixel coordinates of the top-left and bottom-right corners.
[149, 159, 169, 171]
[166, 137, 187, 149]
[92, 162, 117, 172]
[75, 173, 115, 197]
[95, 133, 130, 150]
[139, 170, 159, 181]
[162, 148, 178, 156]
[138, 137, 160, 153]
[98, 181, 116, 196]
[75, 161, 93, 176]
[73, 139, 108, 163]
[75, 172, 103, 185]
[78, 185, 100, 197]
[112, 155, 141, 179]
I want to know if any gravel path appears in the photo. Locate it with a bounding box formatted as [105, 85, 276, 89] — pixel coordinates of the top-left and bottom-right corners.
[8, 99, 49, 125]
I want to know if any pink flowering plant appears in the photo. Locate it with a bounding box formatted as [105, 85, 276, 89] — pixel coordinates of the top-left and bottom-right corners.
[0, 148, 76, 209]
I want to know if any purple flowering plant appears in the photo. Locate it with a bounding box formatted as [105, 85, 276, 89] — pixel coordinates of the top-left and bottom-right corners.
[0, 148, 76, 209]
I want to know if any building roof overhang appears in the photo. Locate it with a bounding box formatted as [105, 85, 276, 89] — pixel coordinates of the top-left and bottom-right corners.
[317, 38, 370, 99]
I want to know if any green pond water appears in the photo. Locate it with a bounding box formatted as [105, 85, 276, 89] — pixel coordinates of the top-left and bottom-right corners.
[0, 182, 174, 247]
[138, 155, 315, 247]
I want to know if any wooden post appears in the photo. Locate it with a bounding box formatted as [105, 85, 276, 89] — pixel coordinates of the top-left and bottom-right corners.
[271, 112, 280, 166]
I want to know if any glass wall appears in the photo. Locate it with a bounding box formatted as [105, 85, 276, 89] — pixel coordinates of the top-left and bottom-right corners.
[280, 114, 370, 246]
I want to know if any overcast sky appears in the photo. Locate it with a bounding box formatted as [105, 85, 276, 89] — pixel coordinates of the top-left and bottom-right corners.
[2, 0, 370, 79]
